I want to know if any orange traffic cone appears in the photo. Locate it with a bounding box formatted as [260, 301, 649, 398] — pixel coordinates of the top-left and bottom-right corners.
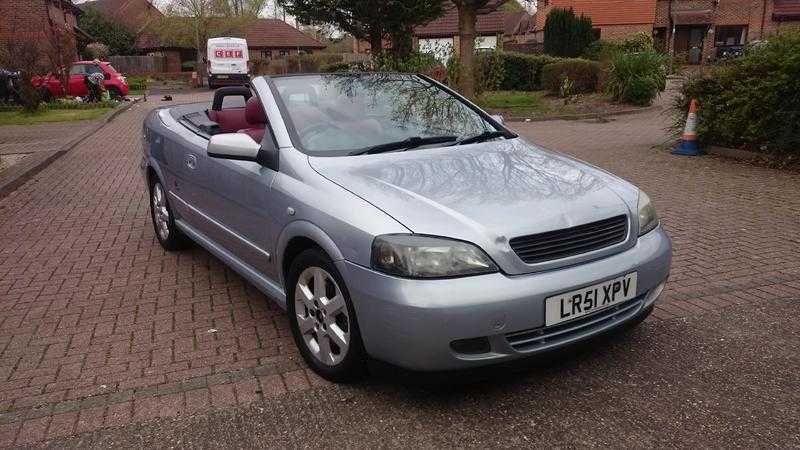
[672, 99, 701, 156]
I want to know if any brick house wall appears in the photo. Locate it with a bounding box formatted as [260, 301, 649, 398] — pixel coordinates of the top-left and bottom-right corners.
[0, 0, 79, 70]
[656, 0, 800, 63]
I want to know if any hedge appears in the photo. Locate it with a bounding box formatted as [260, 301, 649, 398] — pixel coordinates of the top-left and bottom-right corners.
[476, 51, 561, 91]
[540, 59, 602, 95]
[674, 31, 800, 154]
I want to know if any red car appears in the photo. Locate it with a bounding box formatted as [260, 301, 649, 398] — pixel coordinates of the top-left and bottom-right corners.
[33, 61, 129, 101]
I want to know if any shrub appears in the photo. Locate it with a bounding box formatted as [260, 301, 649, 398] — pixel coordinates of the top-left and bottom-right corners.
[620, 32, 655, 53]
[605, 51, 667, 105]
[541, 59, 602, 95]
[476, 51, 560, 91]
[583, 40, 624, 62]
[85, 42, 109, 60]
[544, 8, 597, 57]
[126, 76, 148, 91]
[673, 31, 800, 154]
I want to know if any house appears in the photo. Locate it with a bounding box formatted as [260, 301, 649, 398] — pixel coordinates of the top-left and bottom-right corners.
[350, 1, 512, 60]
[79, 0, 325, 73]
[245, 19, 327, 62]
[413, 2, 508, 60]
[533, 0, 657, 42]
[0, 0, 84, 67]
[655, 0, 800, 63]
[534, 0, 800, 63]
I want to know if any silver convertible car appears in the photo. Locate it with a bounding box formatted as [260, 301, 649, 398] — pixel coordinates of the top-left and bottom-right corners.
[141, 73, 671, 381]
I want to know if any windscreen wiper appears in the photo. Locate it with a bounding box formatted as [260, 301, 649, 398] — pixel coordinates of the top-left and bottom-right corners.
[455, 130, 514, 146]
[350, 135, 458, 155]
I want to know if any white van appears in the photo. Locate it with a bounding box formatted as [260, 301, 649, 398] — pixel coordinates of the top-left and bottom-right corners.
[206, 37, 250, 88]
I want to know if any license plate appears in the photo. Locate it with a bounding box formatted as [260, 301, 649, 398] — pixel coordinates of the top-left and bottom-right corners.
[217, 75, 229, 79]
[545, 273, 637, 326]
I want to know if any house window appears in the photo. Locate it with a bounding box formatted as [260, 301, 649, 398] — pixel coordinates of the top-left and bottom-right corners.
[592, 28, 601, 40]
[261, 50, 272, 60]
[715, 26, 747, 46]
[279, 50, 289, 57]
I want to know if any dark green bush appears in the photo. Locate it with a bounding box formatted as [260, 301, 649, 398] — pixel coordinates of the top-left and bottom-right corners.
[583, 40, 624, 62]
[673, 31, 800, 154]
[541, 59, 602, 95]
[605, 51, 667, 105]
[476, 51, 560, 91]
[543, 8, 597, 57]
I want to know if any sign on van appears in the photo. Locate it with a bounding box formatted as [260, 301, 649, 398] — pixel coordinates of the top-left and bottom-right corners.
[213, 49, 244, 59]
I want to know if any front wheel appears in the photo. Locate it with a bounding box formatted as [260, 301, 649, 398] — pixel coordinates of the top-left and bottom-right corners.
[287, 249, 367, 382]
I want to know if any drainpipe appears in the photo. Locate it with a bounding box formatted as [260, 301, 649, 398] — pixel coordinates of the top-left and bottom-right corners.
[760, 0, 768, 39]
[668, 0, 674, 56]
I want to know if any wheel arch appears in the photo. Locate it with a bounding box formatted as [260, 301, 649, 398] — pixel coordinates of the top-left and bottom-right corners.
[277, 221, 345, 289]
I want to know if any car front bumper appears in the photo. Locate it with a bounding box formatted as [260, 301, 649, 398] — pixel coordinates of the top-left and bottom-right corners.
[339, 226, 672, 371]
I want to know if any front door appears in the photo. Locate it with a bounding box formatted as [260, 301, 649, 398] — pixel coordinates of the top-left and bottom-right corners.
[674, 26, 707, 64]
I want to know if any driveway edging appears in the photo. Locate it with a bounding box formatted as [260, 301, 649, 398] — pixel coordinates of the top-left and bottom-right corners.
[0, 98, 143, 200]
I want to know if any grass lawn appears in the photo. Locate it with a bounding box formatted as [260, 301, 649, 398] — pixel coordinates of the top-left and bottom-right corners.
[477, 91, 560, 117]
[0, 107, 112, 126]
[478, 90, 645, 119]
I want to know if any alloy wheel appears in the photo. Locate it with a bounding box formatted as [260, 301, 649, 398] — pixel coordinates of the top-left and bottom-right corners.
[151, 183, 170, 241]
[294, 267, 351, 366]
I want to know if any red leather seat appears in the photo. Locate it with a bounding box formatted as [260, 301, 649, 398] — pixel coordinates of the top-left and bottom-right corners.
[208, 108, 249, 134]
[238, 97, 267, 142]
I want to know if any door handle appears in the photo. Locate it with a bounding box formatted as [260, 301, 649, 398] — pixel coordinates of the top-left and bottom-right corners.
[185, 154, 197, 170]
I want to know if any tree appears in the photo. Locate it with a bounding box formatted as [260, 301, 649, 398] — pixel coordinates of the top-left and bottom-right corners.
[152, 0, 265, 86]
[385, 2, 445, 57]
[451, 0, 497, 98]
[78, 8, 137, 56]
[543, 8, 596, 58]
[278, 0, 444, 58]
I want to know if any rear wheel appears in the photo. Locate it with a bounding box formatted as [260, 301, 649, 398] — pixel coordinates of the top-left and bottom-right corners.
[149, 178, 190, 251]
[286, 249, 367, 382]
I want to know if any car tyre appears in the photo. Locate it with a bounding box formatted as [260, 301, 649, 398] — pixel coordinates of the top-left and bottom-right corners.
[108, 86, 123, 101]
[286, 249, 367, 382]
[149, 178, 191, 251]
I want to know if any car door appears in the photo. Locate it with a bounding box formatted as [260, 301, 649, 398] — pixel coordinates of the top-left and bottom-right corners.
[67, 64, 88, 97]
[194, 153, 278, 278]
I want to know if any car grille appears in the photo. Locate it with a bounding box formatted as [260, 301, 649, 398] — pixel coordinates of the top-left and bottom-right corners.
[505, 295, 645, 352]
[509, 215, 628, 264]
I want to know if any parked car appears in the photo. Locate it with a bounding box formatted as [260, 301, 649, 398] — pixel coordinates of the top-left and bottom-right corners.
[141, 74, 672, 382]
[33, 60, 129, 101]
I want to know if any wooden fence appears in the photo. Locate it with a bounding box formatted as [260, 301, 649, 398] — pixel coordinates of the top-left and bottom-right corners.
[109, 56, 166, 74]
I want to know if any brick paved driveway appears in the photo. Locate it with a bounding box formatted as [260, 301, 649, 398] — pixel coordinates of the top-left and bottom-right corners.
[0, 95, 799, 445]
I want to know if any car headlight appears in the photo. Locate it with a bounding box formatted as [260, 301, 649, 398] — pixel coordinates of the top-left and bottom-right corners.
[637, 191, 659, 236]
[372, 235, 498, 278]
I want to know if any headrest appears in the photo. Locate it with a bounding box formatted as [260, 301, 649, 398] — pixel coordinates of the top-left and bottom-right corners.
[245, 96, 267, 125]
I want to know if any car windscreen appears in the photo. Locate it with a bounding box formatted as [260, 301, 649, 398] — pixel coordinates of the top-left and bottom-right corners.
[270, 74, 497, 156]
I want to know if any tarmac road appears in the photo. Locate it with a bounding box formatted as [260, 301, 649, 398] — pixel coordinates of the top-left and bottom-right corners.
[38, 296, 800, 448]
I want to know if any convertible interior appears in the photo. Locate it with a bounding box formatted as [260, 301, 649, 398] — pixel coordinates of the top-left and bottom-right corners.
[178, 86, 268, 142]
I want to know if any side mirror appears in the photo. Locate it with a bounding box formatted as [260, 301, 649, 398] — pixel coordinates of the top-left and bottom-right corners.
[208, 133, 261, 162]
[490, 114, 504, 125]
